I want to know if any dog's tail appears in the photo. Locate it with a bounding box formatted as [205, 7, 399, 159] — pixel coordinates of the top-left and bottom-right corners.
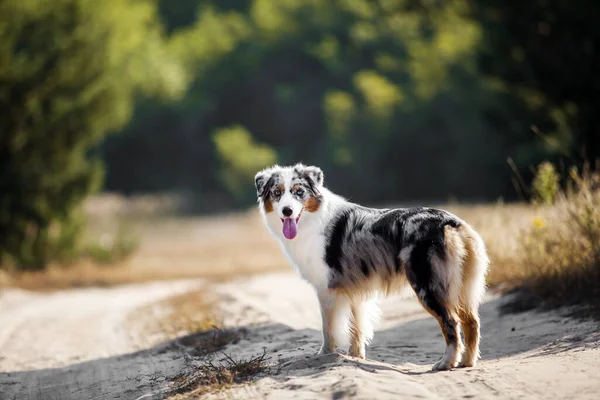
[453, 222, 489, 364]
[456, 223, 490, 312]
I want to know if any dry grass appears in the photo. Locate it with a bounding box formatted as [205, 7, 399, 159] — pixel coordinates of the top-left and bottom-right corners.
[442, 202, 543, 289]
[157, 295, 273, 398]
[421, 194, 600, 315]
[0, 260, 281, 292]
[0, 199, 545, 297]
[168, 350, 272, 399]
[127, 286, 273, 398]
[2, 194, 536, 292]
[507, 168, 600, 312]
[449, 167, 600, 316]
[0, 199, 288, 290]
[2, 192, 537, 292]
[129, 289, 225, 346]
[4, 185, 598, 316]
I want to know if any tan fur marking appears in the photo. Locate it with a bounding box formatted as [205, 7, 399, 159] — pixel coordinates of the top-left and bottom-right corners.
[458, 308, 480, 366]
[262, 184, 285, 213]
[444, 225, 467, 265]
[303, 195, 322, 212]
[332, 274, 409, 301]
[454, 223, 489, 366]
[293, 184, 322, 212]
[320, 306, 336, 351]
[263, 198, 274, 213]
[441, 226, 467, 310]
[415, 295, 449, 343]
[349, 304, 366, 359]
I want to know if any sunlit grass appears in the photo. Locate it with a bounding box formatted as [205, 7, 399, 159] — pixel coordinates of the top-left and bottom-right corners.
[512, 168, 600, 310]
[0, 194, 287, 291]
[4, 183, 599, 316]
[443, 202, 542, 289]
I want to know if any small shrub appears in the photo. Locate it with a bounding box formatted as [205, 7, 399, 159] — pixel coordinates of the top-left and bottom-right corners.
[84, 222, 140, 265]
[517, 164, 600, 309]
[531, 161, 560, 205]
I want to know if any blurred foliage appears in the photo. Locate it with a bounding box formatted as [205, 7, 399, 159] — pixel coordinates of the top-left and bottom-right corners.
[531, 162, 560, 205]
[521, 165, 600, 307]
[473, 0, 600, 165]
[84, 222, 140, 265]
[0, 0, 184, 269]
[103, 0, 528, 207]
[213, 125, 277, 203]
[3, 0, 600, 268]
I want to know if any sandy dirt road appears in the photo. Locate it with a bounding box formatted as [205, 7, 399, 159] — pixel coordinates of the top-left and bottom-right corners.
[1, 272, 599, 400]
[213, 273, 600, 400]
[0, 280, 202, 400]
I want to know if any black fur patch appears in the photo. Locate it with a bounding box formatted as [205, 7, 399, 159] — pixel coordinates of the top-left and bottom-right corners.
[260, 174, 277, 198]
[421, 288, 459, 346]
[408, 240, 435, 291]
[405, 230, 459, 346]
[324, 209, 351, 275]
[263, 173, 283, 199]
[360, 259, 370, 276]
[370, 209, 410, 273]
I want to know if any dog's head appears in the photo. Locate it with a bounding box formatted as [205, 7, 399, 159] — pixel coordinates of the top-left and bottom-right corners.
[254, 164, 324, 240]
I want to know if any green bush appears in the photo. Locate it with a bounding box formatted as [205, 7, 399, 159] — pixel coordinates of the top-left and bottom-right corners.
[531, 162, 560, 205]
[84, 222, 140, 265]
[0, 0, 184, 269]
[212, 125, 277, 203]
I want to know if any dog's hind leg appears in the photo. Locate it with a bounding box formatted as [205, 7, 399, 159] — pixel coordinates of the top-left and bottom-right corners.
[402, 241, 464, 371]
[317, 290, 350, 354]
[418, 290, 463, 371]
[457, 308, 481, 368]
[349, 298, 379, 359]
[456, 225, 489, 368]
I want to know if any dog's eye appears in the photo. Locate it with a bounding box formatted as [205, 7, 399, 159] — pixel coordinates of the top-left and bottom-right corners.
[295, 188, 305, 197]
[273, 189, 282, 197]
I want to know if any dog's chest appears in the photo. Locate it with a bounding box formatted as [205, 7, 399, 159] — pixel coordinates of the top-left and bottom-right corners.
[282, 230, 329, 289]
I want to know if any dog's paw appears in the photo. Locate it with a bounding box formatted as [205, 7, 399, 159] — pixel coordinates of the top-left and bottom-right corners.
[317, 346, 334, 355]
[457, 360, 476, 368]
[457, 353, 477, 368]
[348, 350, 366, 360]
[432, 359, 454, 371]
[348, 344, 366, 359]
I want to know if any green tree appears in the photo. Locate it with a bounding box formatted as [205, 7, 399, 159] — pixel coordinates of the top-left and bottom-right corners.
[102, 0, 543, 206]
[474, 0, 600, 164]
[213, 125, 277, 203]
[0, 0, 185, 269]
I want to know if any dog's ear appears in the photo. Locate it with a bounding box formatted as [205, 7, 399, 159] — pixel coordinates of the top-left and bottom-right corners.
[254, 169, 272, 197]
[302, 165, 324, 187]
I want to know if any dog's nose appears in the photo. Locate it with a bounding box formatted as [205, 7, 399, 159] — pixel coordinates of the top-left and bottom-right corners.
[282, 206, 293, 217]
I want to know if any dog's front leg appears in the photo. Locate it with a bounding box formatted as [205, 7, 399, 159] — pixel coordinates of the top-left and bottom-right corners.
[316, 290, 347, 354]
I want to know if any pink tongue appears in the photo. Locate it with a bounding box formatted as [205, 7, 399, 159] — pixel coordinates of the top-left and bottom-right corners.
[282, 218, 297, 240]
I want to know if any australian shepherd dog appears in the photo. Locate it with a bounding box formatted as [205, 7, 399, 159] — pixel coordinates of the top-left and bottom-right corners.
[255, 164, 489, 371]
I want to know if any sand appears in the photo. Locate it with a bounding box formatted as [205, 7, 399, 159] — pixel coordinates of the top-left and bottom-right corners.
[0, 280, 202, 399]
[1, 272, 599, 399]
[210, 272, 600, 399]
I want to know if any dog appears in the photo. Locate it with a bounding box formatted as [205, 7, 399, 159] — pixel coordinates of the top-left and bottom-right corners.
[254, 163, 489, 371]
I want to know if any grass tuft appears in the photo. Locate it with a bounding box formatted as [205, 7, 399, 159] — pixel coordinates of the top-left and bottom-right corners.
[168, 349, 272, 398]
